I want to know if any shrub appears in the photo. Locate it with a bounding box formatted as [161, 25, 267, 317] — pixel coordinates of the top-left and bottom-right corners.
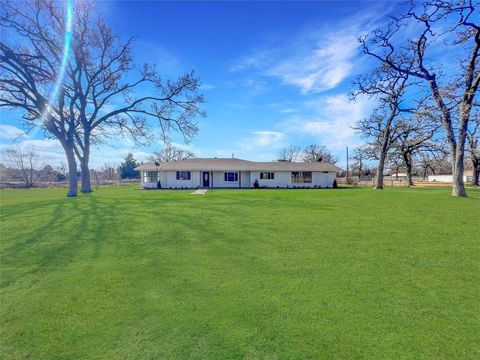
[253, 179, 259, 188]
[333, 179, 338, 188]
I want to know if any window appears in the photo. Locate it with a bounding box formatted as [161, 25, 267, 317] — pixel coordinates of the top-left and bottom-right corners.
[176, 171, 191, 180]
[302, 172, 312, 183]
[291, 171, 301, 183]
[143, 171, 158, 183]
[291, 171, 312, 183]
[224, 172, 238, 182]
[260, 172, 275, 180]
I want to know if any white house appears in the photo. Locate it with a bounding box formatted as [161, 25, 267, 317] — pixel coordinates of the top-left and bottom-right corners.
[135, 158, 342, 189]
[428, 174, 473, 183]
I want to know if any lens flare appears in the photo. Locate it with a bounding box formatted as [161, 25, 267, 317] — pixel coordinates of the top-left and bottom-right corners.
[39, 0, 73, 127]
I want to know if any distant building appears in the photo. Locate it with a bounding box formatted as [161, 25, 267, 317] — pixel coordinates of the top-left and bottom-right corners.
[428, 172, 473, 183]
[390, 173, 408, 179]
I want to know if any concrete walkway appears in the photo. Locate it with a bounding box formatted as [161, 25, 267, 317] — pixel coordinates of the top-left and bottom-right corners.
[191, 189, 208, 195]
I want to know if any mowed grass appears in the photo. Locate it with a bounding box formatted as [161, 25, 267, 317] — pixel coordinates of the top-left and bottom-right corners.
[0, 186, 479, 359]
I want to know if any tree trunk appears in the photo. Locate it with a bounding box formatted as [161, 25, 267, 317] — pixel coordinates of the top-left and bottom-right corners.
[404, 153, 414, 187]
[473, 161, 479, 186]
[375, 110, 396, 190]
[428, 78, 471, 197]
[451, 116, 469, 197]
[64, 145, 78, 197]
[78, 131, 92, 193]
[452, 151, 467, 197]
[375, 149, 386, 189]
[80, 155, 92, 193]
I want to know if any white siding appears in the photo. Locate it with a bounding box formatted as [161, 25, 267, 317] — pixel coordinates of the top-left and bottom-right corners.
[251, 171, 290, 188]
[251, 171, 336, 188]
[211, 171, 241, 188]
[313, 172, 337, 188]
[164, 170, 201, 188]
[141, 170, 337, 188]
[141, 170, 201, 188]
[240, 171, 251, 188]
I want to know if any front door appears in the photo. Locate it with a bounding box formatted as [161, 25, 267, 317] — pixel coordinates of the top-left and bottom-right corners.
[202, 171, 210, 187]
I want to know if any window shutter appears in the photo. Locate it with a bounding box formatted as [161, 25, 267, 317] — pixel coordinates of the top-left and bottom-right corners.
[224, 173, 227, 181]
[235, 173, 238, 181]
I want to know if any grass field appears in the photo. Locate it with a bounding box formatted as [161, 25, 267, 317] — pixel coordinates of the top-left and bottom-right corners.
[0, 186, 479, 359]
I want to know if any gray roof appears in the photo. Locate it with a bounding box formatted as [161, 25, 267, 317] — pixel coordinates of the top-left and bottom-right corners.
[135, 158, 342, 172]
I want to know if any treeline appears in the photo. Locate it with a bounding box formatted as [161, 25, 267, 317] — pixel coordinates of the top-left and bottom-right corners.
[0, 146, 142, 188]
[349, 1, 479, 196]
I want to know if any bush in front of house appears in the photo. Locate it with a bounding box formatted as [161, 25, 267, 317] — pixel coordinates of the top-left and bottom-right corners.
[253, 179, 259, 188]
[333, 179, 338, 188]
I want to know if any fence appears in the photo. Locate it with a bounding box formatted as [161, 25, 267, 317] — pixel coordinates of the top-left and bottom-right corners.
[337, 177, 455, 188]
[0, 178, 140, 189]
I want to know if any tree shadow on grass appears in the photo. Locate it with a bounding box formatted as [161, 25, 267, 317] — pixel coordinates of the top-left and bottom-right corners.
[0, 195, 117, 288]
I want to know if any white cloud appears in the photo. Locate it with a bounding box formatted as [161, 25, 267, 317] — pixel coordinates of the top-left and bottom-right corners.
[0, 125, 26, 140]
[200, 83, 215, 90]
[243, 78, 268, 93]
[231, 7, 390, 94]
[267, 32, 358, 93]
[283, 94, 374, 150]
[241, 130, 285, 151]
[3, 138, 67, 164]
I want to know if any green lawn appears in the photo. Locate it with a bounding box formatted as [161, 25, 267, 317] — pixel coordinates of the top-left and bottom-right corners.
[0, 186, 479, 359]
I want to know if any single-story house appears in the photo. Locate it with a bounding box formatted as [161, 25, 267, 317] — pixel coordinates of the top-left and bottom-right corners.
[135, 157, 342, 189]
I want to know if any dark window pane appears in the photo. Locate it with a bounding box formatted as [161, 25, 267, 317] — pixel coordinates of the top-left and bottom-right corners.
[177, 171, 191, 180]
[224, 172, 238, 182]
[303, 172, 312, 183]
[291, 171, 300, 183]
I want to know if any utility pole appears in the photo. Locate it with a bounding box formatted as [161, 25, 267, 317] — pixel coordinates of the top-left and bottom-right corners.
[346, 146, 350, 184]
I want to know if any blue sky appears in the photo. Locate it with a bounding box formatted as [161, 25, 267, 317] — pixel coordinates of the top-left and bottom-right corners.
[0, 0, 400, 168]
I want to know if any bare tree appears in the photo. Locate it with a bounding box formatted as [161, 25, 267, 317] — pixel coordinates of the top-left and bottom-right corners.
[388, 154, 405, 180]
[98, 163, 118, 181]
[147, 143, 195, 163]
[38, 164, 57, 182]
[352, 68, 410, 189]
[417, 150, 452, 179]
[277, 145, 300, 162]
[391, 115, 442, 186]
[360, 0, 480, 196]
[0, 1, 204, 196]
[351, 146, 368, 181]
[3, 145, 41, 187]
[302, 144, 337, 164]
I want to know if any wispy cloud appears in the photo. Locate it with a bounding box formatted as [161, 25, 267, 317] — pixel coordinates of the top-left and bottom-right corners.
[241, 130, 285, 151]
[282, 94, 374, 150]
[231, 7, 389, 94]
[0, 125, 26, 140]
[200, 83, 215, 90]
